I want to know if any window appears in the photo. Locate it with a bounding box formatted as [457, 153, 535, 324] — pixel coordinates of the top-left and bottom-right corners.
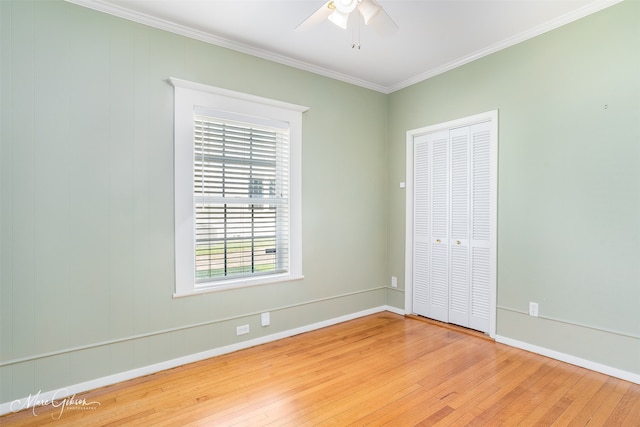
[193, 111, 289, 281]
[171, 78, 307, 296]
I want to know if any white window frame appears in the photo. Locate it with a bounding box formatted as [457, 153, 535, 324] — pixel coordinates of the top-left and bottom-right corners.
[170, 78, 307, 297]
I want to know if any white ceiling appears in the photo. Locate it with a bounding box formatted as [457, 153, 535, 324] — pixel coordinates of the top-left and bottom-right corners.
[68, 0, 620, 93]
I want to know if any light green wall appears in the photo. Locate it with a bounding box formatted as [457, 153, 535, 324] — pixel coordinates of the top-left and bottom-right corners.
[388, 0, 639, 373]
[0, 0, 388, 402]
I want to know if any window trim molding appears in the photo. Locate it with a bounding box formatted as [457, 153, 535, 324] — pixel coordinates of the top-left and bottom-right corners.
[170, 77, 308, 297]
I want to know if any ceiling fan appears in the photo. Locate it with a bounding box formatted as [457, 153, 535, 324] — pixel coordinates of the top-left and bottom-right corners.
[296, 0, 398, 35]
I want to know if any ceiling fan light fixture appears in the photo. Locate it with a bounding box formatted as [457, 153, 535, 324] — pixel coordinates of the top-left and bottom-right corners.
[296, 0, 397, 35]
[358, 0, 381, 25]
[328, 9, 350, 29]
[332, 0, 358, 14]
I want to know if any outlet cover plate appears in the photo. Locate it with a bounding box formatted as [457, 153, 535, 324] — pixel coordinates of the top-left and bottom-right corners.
[261, 312, 270, 327]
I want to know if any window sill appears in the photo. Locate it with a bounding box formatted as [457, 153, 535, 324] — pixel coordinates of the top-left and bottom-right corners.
[173, 274, 305, 298]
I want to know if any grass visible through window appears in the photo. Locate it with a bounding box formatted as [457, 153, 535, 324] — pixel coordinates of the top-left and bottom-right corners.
[196, 238, 278, 279]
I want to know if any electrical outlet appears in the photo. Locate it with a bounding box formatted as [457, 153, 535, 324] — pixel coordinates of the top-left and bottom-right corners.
[391, 276, 398, 288]
[261, 312, 270, 327]
[236, 324, 250, 336]
[529, 302, 539, 317]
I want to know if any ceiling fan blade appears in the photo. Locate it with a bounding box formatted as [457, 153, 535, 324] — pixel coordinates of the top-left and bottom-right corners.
[367, 6, 398, 36]
[295, 1, 334, 32]
[357, 0, 381, 25]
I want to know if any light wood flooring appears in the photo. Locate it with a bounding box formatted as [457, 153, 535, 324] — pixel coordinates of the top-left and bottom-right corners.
[2, 312, 639, 426]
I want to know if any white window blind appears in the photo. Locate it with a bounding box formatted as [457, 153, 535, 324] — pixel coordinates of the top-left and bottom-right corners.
[193, 110, 290, 284]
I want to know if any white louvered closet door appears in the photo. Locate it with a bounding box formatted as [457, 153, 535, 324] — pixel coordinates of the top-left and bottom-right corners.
[429, 132, 450, 323]
[412, 121, 493, 334]
[468, 122, 492, 333]
[413, 131, 450, 323]
[412, 134, 431, 317]
[448, 126, 470, 328]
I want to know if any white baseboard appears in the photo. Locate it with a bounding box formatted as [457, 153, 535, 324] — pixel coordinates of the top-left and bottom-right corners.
[495, 335, 640, 385]
[1, 305, 397, 416]
[384, 305, 405, 316]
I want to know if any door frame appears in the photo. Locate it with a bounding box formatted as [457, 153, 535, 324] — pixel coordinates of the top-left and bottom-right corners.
[404, 110, 498, 338]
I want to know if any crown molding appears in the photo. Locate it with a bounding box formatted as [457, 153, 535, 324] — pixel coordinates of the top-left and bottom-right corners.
[388, 0, 623, 93]
[66, 0, 622, 95]
[64, 0, 389, 93]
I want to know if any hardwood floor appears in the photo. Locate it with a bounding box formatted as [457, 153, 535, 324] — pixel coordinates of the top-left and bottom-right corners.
[2, 313, 639, 426]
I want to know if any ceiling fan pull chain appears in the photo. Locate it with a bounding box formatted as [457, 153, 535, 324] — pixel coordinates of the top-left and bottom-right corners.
[351, 14, 355, 48]
[351, 13, 361, 49]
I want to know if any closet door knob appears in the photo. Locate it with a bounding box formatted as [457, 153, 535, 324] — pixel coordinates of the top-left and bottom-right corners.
[456, 240, 461, 245]
[436, 239, 441, 244]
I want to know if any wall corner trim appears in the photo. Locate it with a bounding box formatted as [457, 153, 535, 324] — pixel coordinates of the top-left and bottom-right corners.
[384, 305, 405, 316]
